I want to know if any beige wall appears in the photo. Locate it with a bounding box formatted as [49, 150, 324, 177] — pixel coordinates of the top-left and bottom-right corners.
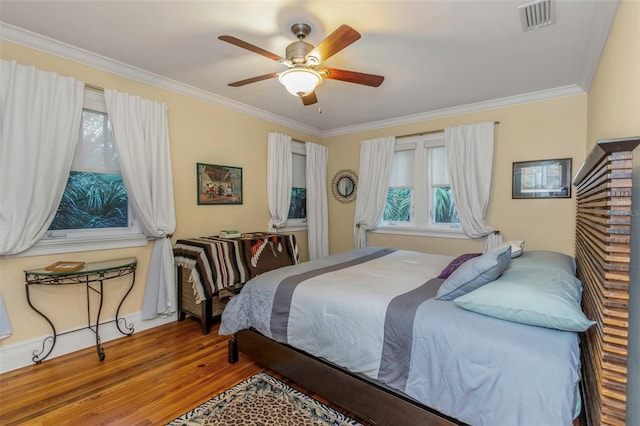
[0, 40, 315, 347]
[587, 0, 640, 149]
[326, 95, 587, 256]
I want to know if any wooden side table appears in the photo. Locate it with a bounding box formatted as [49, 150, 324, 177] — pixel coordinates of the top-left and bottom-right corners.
[24, 257, 137, 363]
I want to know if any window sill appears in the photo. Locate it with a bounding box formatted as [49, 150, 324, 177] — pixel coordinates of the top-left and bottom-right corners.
[13, 233, 149, 257]
[278, 223, 308, 232]
[372, 226, 469, 240]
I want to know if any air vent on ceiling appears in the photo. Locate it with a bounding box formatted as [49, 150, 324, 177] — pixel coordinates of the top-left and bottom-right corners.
[519, 0, 555, 32]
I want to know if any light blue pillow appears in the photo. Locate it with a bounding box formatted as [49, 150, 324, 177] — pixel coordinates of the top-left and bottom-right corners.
[453, 269, 595, 332]
[436, 245, 511, 300]
[509, 250, 576, 275]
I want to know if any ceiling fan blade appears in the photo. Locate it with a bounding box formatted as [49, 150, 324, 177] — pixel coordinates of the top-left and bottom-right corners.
[324, 68, 384, 87]
[227, 72, 279, 87]
[301, 91, 318, 106]
[309, 25, 361, 62]
[218, 35, 285, 62]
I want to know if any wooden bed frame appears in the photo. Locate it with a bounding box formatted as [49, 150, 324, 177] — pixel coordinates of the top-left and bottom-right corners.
[231, 328, 460, 425]
[227, 137, 638, 426]
[573, 137, 639, 426]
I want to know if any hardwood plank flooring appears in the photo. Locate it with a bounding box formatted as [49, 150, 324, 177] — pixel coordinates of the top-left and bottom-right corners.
[0, 318, 366, 426]
[0, 319, 583, 426]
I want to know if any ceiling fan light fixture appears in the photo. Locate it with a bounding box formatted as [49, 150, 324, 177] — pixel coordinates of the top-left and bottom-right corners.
[278, 68, 322, 97]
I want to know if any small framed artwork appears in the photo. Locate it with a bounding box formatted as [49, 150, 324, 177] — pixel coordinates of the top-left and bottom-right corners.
[512, 158, 572, 199]
[197, 163, 243, 205]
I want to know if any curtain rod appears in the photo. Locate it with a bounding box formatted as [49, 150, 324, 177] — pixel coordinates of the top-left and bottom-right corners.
[85, 83, 104, 92]
[398, 121, 500, 139]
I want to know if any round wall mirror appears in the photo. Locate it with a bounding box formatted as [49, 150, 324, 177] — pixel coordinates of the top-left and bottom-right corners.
[331, 169, 358, 204]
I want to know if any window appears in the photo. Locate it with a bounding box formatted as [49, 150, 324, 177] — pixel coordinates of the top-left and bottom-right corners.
[23, 89, 146, 256]
[284, 141, 307, 230]
[377, 132, 465, 238]
[49, 109, 127, 231]
[383, 148, 413, 222]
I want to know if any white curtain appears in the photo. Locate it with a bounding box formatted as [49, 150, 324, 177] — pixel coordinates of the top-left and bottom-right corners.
[354, 136, 396, 248]
[267, 132, 292, 231]
[0, 60, 84, 255]
[0, 292, 11, 340]
[105, 90, 177, 320]
[0, 60, 84, 340]
[445, 122, 502, 251]
[305, 142, 329, 259]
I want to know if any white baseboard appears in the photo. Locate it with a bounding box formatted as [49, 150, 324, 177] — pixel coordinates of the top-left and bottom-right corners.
[0, 311, 177, 373]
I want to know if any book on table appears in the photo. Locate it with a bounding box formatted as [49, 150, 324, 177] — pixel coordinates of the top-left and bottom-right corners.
[220, 230, 241, 238]
[44, 261, 86, 272]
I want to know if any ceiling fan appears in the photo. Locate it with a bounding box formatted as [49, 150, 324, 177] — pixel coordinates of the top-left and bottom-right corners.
[218, 23, 384, 106]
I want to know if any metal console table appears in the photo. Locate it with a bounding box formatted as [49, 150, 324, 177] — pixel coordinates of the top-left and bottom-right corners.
[24, 257, 137, 364]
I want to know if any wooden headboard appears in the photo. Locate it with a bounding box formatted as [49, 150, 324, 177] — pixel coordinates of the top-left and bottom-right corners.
[573, 137, 639, 426]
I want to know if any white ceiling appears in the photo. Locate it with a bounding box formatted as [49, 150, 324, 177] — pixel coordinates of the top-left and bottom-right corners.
[0, 0, 618, 135]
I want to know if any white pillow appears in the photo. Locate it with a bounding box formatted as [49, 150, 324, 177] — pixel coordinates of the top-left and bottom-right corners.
[491, 240, 525, 258]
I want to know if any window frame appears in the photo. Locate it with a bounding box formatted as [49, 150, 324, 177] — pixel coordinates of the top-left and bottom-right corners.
[375, 132, 467, 240]
[280, 140, 307, 232]
[18, 89, 147, 257]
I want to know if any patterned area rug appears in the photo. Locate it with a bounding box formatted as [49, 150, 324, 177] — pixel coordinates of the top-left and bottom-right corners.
[166, 372, 363, 425]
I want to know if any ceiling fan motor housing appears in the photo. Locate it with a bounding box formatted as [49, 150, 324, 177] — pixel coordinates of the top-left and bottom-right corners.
[286, 41, 314, 65]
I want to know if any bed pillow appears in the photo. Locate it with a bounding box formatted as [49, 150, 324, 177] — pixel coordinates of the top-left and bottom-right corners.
[436, 245, 511, 300]
[509, 250, 576, 275]
[437, 253, 483, 279]
[454, 269, 595, 332]
[491, 240, 525, 258]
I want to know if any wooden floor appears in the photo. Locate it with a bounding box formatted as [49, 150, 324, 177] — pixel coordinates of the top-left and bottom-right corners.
[0, 318, 366, 426]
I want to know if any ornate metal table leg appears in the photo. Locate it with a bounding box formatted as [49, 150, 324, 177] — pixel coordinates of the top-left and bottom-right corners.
[115, 267, 135, 335]
[88, 279, 106, 361]
[25, 282, 57, 364]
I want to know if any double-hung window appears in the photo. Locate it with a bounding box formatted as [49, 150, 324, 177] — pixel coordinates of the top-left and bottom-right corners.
[377, 132, 464, 238]
[285, 141, 307, 230]
[24, 89, 146, 256]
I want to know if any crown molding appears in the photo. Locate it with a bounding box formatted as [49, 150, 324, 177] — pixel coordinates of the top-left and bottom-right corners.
[0, 23, 323, 137]
[1, 22, 587, 139]
[323, 85, 585, 137]
[577, 0, 619, 92]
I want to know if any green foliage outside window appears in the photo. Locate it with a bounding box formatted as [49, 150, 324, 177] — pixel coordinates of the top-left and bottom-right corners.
[383, 187, 458, 224]
[49, 171, 128, 230]
[288, 187, 307, 219]
[434, 187, 459, 224]
[383, 188, 411, 222]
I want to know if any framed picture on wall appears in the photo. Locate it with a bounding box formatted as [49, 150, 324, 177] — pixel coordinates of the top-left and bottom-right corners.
[512, 158, 572, 199]
[197, 163, 243, 205]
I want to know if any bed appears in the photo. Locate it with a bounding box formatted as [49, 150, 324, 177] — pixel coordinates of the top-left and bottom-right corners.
[220, 246, 587, 425]
[219, 137, 638, 426]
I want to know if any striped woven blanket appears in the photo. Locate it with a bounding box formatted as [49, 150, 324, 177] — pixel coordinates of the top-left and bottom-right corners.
[173, 232, 298, 302]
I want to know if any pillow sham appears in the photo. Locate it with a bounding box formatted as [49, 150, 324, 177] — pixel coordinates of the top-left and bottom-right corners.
[453, 269, 595, 332]
[436, 245, 511, 300]
[437, 253, 482, 279]
[491, 240, 525, 258]
[509, 250, 576, 275]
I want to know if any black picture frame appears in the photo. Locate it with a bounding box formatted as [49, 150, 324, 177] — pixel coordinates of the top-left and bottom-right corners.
[197, 163, 243, 205]
[512, 158, 572, 199]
